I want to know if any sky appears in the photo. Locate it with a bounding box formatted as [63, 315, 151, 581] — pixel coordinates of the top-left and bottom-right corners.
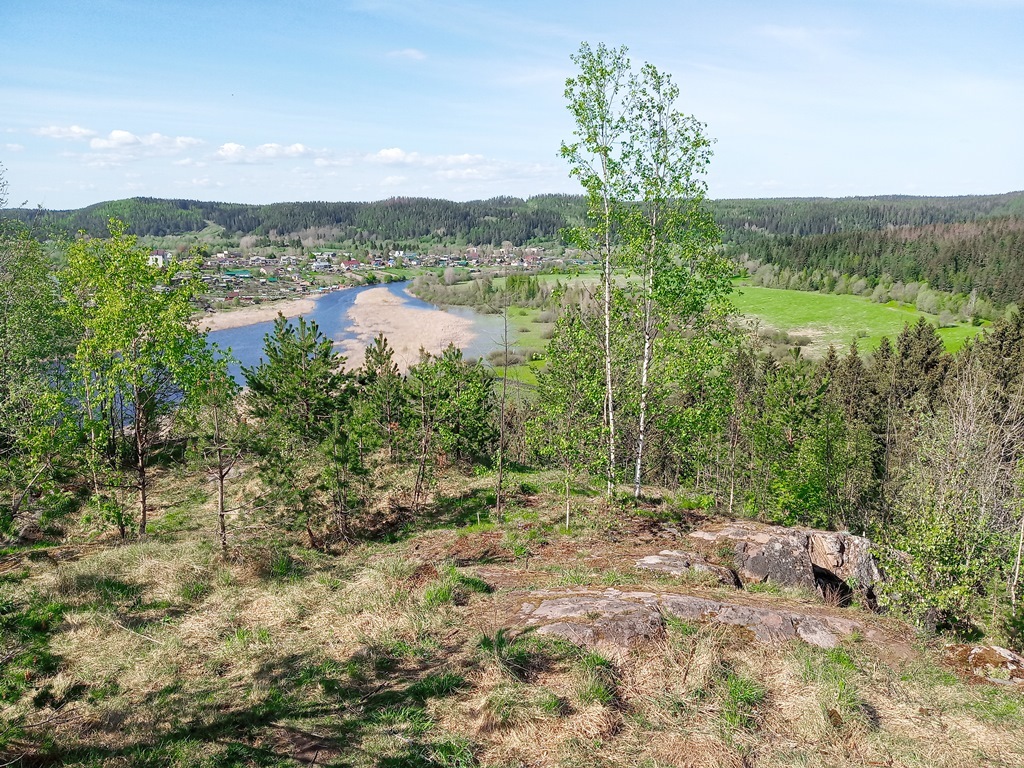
[1, 0, 1022, 209]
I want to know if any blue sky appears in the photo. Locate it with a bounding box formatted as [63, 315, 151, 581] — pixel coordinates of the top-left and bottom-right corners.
[1, 0, 1021, 208]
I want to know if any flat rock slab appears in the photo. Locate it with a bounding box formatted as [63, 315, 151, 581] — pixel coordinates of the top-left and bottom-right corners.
[636, 550, 741, 587]
[520, 588, 868, 652]
[949, 644, 1024, 686]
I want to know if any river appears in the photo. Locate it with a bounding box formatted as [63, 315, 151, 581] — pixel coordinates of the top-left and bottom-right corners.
[207, 281, 504, 381]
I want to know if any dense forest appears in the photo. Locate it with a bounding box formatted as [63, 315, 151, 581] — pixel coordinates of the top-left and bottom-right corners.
[726, 218, 1024, 307]
[15, 191, 1024, 242]
[11, 195, 579, 245]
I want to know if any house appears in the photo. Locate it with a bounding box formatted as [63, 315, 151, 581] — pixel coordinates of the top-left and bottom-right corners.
[148, 250, 169, 268]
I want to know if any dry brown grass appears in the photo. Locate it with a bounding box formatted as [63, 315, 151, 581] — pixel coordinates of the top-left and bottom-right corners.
[2, 466, 1023, 767]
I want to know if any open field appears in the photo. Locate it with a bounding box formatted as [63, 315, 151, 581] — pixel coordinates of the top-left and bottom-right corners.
[733, 284, 985, 354]
[483, 274, 984, 359]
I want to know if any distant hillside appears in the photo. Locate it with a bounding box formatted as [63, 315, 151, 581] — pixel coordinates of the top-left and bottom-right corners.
[12, 190, 1024, 241]
[8, 194, 583, 245]
[713, 191, 1024, 236]
[10, 190, 1024, 304]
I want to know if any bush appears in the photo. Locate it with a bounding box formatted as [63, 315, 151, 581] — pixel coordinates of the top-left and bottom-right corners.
[486, 349, 523, 367]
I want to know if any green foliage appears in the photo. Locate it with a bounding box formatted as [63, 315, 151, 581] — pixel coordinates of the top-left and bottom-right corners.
[574, 650, 618, 706]
[877, 361, 1019, 630]
[405, 344, 496, 511]
[244, 315, 350, 440]
[1001, 607, 1024, 653]
[422, 563, 491, 608]
[719, 669, 766, 731]
[242, 316, 362, 546]
[59, 219, 213, 535]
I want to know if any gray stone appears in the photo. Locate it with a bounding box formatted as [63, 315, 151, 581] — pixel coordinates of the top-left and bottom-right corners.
[519, 588, 866, 652]
[950, 645, 1024, 685]
[636, 550, 742, 587]
[687, 522, 882, 603]
[522, 591, 664, 649]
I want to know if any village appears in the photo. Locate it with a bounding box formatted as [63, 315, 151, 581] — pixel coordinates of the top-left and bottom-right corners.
[146, 241, 587, 308]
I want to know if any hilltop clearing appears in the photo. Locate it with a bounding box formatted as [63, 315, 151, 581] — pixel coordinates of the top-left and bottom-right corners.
[2, 468, 1022, 768]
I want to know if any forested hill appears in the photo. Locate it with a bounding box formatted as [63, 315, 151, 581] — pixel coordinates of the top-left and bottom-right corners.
[714, 192, 1024, 236]
[10, 190, 1024, 304]
[11, 190, 1024, 242]
[8, 194, 582, 244]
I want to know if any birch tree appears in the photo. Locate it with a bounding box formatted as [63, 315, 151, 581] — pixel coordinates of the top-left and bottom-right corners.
[62, 220, 211, 535]
[619, 62, 726, 498]
[562, 42, 632, 497]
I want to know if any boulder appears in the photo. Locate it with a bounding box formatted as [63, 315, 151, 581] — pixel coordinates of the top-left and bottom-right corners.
[636, 550, 741, 587]
[519, 588, 868, 653]
[686, 521, 881, 604]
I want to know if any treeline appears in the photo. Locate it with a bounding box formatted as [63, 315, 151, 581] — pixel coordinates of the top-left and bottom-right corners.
[16, 190, 1023, 242]
[12, 195, 577, 244]
[16, 190, 1024, 306]
[714, 191, 1024, 236]
[727, 218, 1024, 307]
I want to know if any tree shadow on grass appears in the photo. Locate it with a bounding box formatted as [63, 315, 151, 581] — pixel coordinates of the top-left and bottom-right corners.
[372, 487, 496, 543]
[26, 647, 472, 767]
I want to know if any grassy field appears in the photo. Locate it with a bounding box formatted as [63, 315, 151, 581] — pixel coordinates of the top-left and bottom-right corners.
[733, 284, 985, 354]
[2, 468, 1023, 767]
[484, 274, 984, 359]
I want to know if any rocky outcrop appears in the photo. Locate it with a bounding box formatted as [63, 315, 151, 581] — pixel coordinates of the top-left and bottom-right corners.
[949, 645, 1024, 686]
[521, 590, 666, 650]
[636, 550, 741, 587]
[519, 588, 870, 653]
[684, 522, 882, 605]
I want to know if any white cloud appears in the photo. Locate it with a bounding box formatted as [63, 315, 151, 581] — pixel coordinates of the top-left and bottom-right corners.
[314, 157, 353, 167]
[4, 143, 24, 152]
[71, 130, 205, 166]
[89, 129, 140, 150]
[215, 142, 248, 163]
[90, 130, 202, 152]
[387, 48, 427, 60]
[34, 124, 96, 140]
[215, 141, 329, 164]
[366, 147, 485, 167]
[432, 152, 485, 166]
[253, 142, 315, 159]
[368, 147, 418, 164]
[380, 175, 407, 187]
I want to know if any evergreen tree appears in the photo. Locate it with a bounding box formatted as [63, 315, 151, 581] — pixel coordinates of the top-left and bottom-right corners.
[243, 315, 356, 548]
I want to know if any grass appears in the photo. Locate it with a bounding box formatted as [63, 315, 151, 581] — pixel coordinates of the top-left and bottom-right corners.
[471, 273, 987, 387]
[733, 283, 985, 353]
[3, 467, 1024, 767]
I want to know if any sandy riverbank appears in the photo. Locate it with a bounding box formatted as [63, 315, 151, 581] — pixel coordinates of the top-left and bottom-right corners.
[339, 287, 476, 371]
[197, 296, 320, 332]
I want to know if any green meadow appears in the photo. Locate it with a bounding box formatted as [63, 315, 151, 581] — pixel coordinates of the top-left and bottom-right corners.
[460, 273, 986, 380]
[733, 284, 984, 353]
